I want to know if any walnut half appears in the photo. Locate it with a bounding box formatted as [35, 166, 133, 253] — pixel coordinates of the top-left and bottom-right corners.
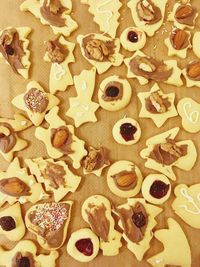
[85, 39, 109, 61]
[149, 92, 167, 113]
[160, 142, 182, 158]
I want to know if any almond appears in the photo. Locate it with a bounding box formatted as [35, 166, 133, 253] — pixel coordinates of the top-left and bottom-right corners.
[175, 5, 193, 19]
[187, 62, 200, 78]
[172, 29, 188, 50]
[0, 177, 30, 197]
[116, 172, 137, 188]
[52, 128, 69, 148]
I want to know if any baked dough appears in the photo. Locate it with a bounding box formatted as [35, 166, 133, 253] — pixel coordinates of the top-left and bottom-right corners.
[0, 114, 32, 132]
[12, 81, 60, 126]
[192, 31, 200, 58]
[66, 68, 99, 127]
[107, 160, 143, 198]
[182, 61, 200, 88]
[147, 218, 191, 267]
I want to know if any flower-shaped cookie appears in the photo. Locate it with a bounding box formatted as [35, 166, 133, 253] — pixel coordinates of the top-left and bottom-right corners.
[12, 81, 60, 126]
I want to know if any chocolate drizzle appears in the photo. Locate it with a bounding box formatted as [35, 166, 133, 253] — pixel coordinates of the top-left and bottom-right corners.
[43, 162, 66, 189]
[45, 38, 68, 63]
[0, 123, 16, 153]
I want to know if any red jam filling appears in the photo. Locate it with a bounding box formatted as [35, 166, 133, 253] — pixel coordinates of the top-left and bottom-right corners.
[75, 238, 93, 256]
[127, 31, 139, 43]
[105, 86, 119, 98]
[120, 123, 137, 142]
[150, 180, 170, 199]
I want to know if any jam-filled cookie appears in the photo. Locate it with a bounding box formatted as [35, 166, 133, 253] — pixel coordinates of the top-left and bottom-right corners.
[107, 160, 143, 198]
[98, 76, 132, 112]
[142, 174, 171, 205]
[67, 228, 100, 262]
[112, 117, 141, 145]
[120, 27, 146, 52]
[182, 60, 200, 87]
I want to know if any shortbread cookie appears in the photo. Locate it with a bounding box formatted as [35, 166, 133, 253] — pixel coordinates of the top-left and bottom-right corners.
[98, 76, 132, 112]
[25, 157, 82, 202]
[0, 203, 25, 242]
[182, 60, 200, 87]
[0, 157, 49, 207]
[67, 228, 100, 262]
[128, 0, 168, 37]
[164, 28, 191, 59]
[192, 32, 200, 58]
[114, 198, 162, 261]
[0, 114, 32, 132]
[12, 81, 60, 126]
[44, 36, 75, 94]
[20, 0, 78, 36]
[35, 106, 87, 169]
[138, 83, 178, 128]
[66, 68, 99, 127]
[168, 3, 198, 30]
[112, 117, 141, 145]
[177, 98, 200, 133]
[0, 27, 31, 79]
[172, 184, 200, 229]
[124, 50, 183, 86]
[142, 174, 171, 205]
[81, 0, 122, 38]
[82, 195, 122, 256]
[140, 127, 197, 181]
[82, 146, 110, 177]
[120, 27, 146, 52]
[25, 201, 73, 250]
[0, 240, 59, 267]
[107, 160, 143, 198]
[147, 218, 191, 267]
[77, 33, 123, 74]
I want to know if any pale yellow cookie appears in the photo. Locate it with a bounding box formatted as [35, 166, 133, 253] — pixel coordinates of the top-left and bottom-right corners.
[172, 184, 200, 229]
[138, 83, 178, 128]
[20, 0, 78, 36]
[82, 195, 122, 256]
[182, 60, 200, 87]
[81, 0, 122, 38]
[44, 35, 75, 94]
[0, 157, 49, 207]
[67, 228, 100, 262]
[12, 81, 60, 126]
[0, 203, 25, 242]
[77, 33, 123, 74]
[140, 127, 197, 181]
[0, 114, 32, 132]
[147, 218, 191, 267]
[25, 201, 73, 250]
[0, 240, 59, 267]
[177, 97, 200, 133]
[0, 27, 31, 79]
[35, 106, 87, 169]
[112, 117, 141, 145]
[192, 31, 200, 58]
[107, 160, 143, 198]
[98, 75, 132, 112]
[114, 198, 162, 261]
[66, 68, 99, 127]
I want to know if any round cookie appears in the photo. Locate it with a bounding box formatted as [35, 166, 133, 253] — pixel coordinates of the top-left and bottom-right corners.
[107, 160, 143, 198]
[67, 228, 99, 262]
[112, 117, 141, 145]
[142, 174, 171, 205]
[120, 27, 146, 52]
[98, 76, 132, 112]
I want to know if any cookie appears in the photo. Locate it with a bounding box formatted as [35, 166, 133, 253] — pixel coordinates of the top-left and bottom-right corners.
[0, 114, 32, 132]
[141, 174, 171, 205]
[12, 81, 60, 126]
[25, 201, 73, 250]
[20, 0, 78, 36]
[177, 97, 200, 133]
[128, 0, 168, 37]
[120, 26, 146, 52]
[124, 50, 183, 86]
[81, 0, 122, 38]
[138, 83, 178, 128]
[77, 33, 123, 74]
[66, 68, 99, 127]
[82, 146, 110, 177]
[0, 27, 31, 79]
[107, 160, 143, 198]
[114, 198, 162, 261]
[44, 35, 75, 94]
[147, 218, 191, 267]
[0, 240, 59, 267]
[0, 203, 25, 242]
[25, 157, 82, 202]
[112, 117, 141, 145]
[164, 28, 191, 59]
[35, 106, 87, 169]
[98, 76, 132, 112]
[182, 60, 200, 87]
[82, 195, 122, 256]
[0, 157, 49, 207]
[192, 31, 200, 58]
[172, 184, 200, 229]
[67, 228, 100, 262]
[140, 127, 197, 181]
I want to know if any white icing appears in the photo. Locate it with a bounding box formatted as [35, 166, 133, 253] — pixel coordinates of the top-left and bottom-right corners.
[96, 0, 113, 35]
[82, 80, 87, 91]
[183, 102, 199, 124]
[53, 63, 66, 81]
[19, 196, 27, 204]
[21, 120, 27, 126]
[179, 187, 200, 215]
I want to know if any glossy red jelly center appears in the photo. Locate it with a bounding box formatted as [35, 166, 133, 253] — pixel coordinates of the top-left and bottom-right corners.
[127, 31, 139, 43]
[150, 180, 170, 199]
[75, 238, 93, 256]
[120, 123, 137, 142]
